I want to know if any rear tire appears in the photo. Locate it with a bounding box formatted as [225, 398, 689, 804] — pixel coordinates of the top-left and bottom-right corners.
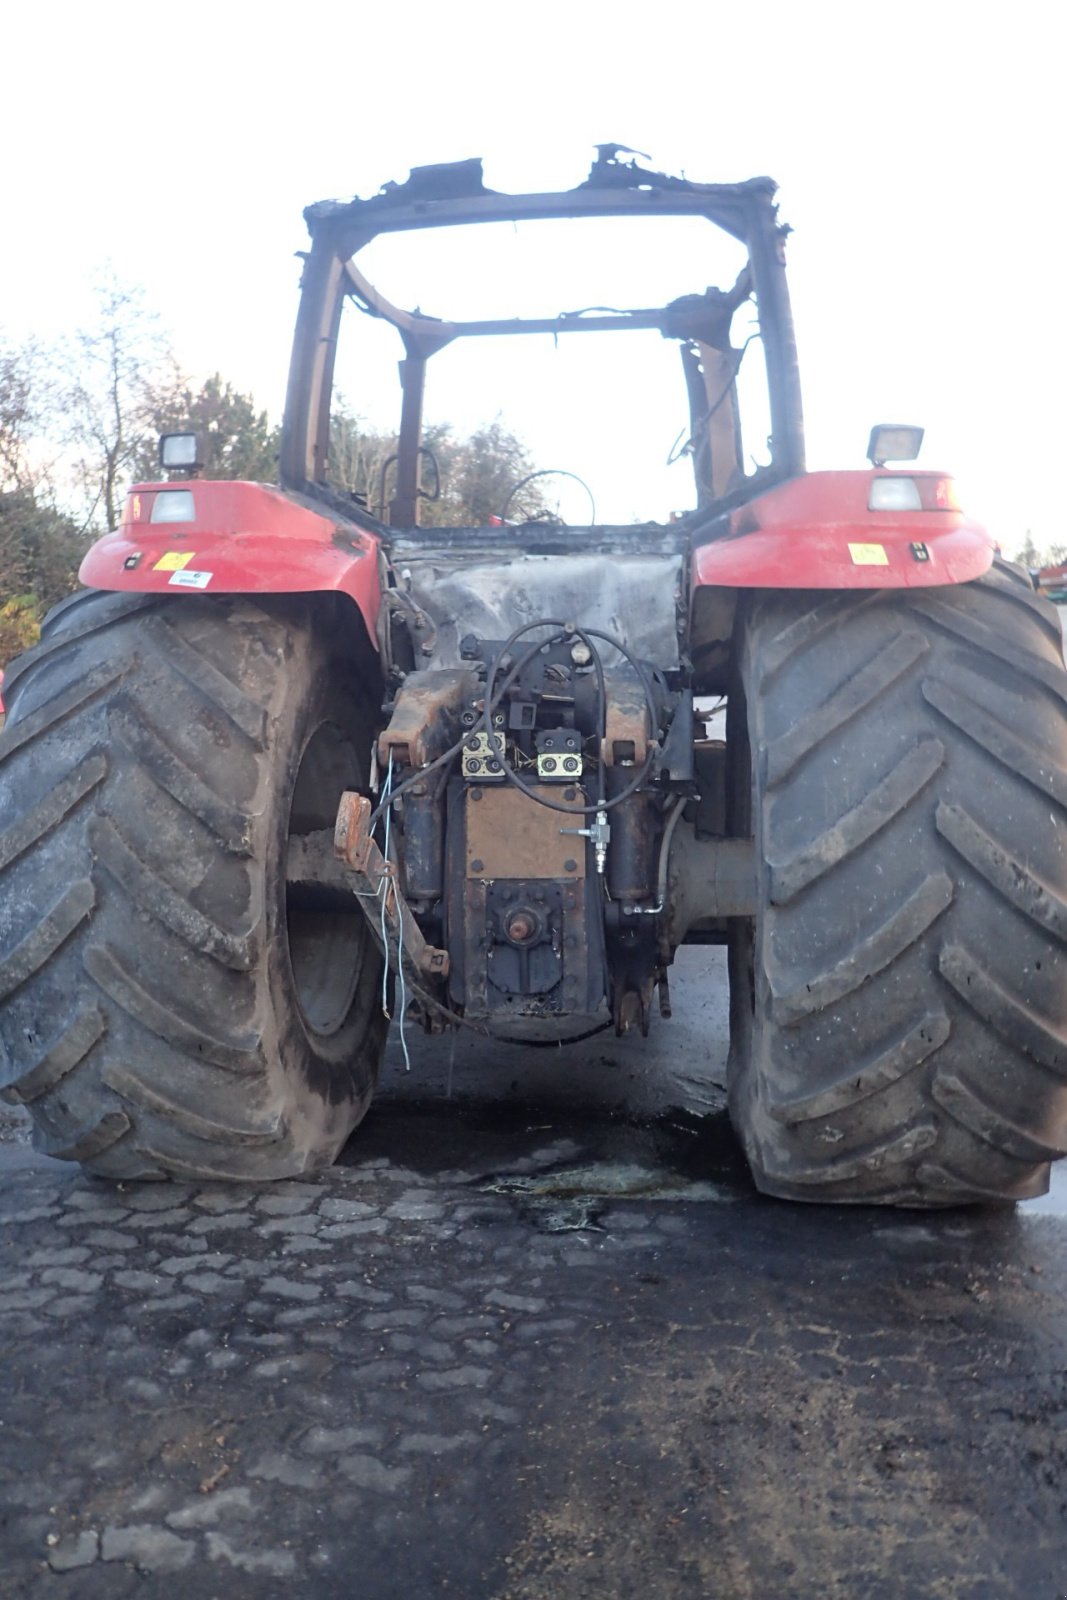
[728, 560, 1067, 1205]
[0, 589, 386, 1180]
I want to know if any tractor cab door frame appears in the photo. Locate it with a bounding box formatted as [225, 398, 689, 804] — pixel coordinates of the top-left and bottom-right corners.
[279, 151, 805, 528]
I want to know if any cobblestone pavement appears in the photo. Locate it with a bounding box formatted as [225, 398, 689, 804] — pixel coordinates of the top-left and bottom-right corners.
[3, 952, 1067, 1598]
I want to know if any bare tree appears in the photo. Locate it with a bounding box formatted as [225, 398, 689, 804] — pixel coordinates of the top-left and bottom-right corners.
[65, 275, 176, 531]
[0, 337, 59, 495]
[0, 348, 33, 492]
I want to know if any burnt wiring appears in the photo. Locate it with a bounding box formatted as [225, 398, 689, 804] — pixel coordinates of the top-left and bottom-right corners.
[365, 757, 608, 1056]
[366, 618, 659, 832]
[482, 619, 607, 816]
[365, 627, 581, 833]
[480, 619, 663, 819]
[362, 619, 667, 1051]
[359, 752, 413, 1072]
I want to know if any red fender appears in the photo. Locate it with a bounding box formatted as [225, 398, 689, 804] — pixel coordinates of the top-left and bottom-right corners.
[692, 470, 995, 592]
[79, 480, 382, 644]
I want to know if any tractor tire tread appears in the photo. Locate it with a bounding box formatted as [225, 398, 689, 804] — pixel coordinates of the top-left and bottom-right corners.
[732, 557, 1067, 1205]
[0, 589, 383, 1181]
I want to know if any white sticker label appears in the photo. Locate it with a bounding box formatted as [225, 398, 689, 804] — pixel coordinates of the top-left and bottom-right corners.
[168, 569, 212, 589]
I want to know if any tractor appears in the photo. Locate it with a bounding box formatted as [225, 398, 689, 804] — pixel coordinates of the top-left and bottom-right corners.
[2, 148, 1066, 1205]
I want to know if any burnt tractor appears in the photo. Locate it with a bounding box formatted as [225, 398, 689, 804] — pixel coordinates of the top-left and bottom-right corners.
[3, 149, 1067, 1205]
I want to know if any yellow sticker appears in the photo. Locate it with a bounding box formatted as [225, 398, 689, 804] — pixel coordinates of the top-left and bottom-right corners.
[848, 542, 889, 566]
[153, 551, 195, 572]
[131, 494, 142, 521]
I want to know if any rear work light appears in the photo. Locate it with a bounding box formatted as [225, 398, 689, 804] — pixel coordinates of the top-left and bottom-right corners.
[867, 423, 924, 466]
[159, 432, 202, 472]
[868, 475, 960, 513]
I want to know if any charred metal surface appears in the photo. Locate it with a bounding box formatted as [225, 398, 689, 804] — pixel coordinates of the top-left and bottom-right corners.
[602, 666, 652, 766]
[690, 586, 739, 694]
[665, 825, 756, 948]
[656, 690, 695, 784]
[448, 784, 605, 1026]
[343, 259, 754, 346]
[682, 341, 746, 506]
[375, 644, 689, 1036]
[334, 791, 450, 985]
[388, 522, 692, 557]
[399, 789, 445, 905]
[286, 827, 362, 896]
[390, 354, 428, 527]
[605, 775, 656, 904]
[378, 669, 474, 768]
[384, 543, 687, 673]
[604, 901, 660, 1036]
[457, 875, 490, 1017]
[306, 154, 778, 237]
[486, 881, 564, 1000]
[474, 875, 603, 1027]
[281, 149, 805, 517]
[693, 741, 728, 837]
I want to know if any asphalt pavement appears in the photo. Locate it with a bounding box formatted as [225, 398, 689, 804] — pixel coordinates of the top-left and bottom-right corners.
[3, 947, 1067, 1599]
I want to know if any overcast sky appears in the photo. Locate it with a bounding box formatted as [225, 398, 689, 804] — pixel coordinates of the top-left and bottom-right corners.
[3, 1, 1061, 544]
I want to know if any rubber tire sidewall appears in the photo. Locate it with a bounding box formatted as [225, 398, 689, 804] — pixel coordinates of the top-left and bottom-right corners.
[266, 647, 386, 1136]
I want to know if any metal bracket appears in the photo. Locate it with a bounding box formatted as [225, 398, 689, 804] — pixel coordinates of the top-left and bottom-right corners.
[559, 808, 611, 875]
[334, 792, 450, 985]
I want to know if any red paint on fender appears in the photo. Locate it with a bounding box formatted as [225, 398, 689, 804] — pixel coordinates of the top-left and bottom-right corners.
[79, 480, 382, 642]
[692, 471, 995, 591]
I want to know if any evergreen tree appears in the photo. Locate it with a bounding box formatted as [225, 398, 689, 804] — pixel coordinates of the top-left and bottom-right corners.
[134, 373, 279, 483]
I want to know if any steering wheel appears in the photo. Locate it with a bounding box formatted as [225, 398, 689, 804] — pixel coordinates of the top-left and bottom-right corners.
[499, 470, 597, 526]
